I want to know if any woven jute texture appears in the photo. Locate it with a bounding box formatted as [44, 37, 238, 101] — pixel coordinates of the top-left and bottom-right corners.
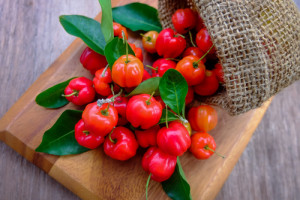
[158, 0, 300, 115]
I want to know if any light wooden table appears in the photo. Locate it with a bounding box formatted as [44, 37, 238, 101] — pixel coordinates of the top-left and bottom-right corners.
[0, 0, 299, 199]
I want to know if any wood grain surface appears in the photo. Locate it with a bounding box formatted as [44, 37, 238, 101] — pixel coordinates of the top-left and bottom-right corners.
[0, 0, 299, 200]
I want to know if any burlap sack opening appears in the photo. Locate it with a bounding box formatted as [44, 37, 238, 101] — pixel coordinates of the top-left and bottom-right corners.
[158, 0, 300, 115]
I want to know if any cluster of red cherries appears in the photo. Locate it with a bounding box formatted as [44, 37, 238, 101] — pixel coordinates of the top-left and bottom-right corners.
[64, 8, 224, 183]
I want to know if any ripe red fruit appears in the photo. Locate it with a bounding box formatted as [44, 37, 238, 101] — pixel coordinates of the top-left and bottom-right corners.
[141, 31, 158, 54]
[182, 47, 207, 63]
[171, 8, 197, 34]
[188, 105, 218, 132]
[82, 102, 118, 137]
[75, 119, 104, 149]
[104, 126, 138, 161]
[135, 125, 160, 148]
[64, 77, 95, 106]
[126, 94, 162, 129]
[151, 58, 176, 77]
[155, 28, 186, 58]
[194, 70, 219, 96]
[113, 22, 128, 39]
[157, 121, 191, 156]
[129, 43, 143, 62]
[108, 95, 129, 126]
[80, 47, 108, 75]
[93, 68, 112, 96]
[142, 147, 177, 182]
[212, 63, 225, 83]
[196, 28, 216, 54]
[176, 55, 206, 86]
[185, 87, 194, 105]
[190, 132, 216, 159]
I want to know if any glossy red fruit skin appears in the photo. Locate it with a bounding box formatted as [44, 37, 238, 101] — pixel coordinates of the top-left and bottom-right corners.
[182, 47, 207, 63]
[64, 77, 95, 106]
[155, 28, 186, 58]
[185, 87, 194, 105]
[113, 22, 128, 39]
[112, 55, 144, 88]
[75, 119, 104, 149]
[142, 69, 151, 81]
[151, 58, 177, 77]
[171, 8, 197, 34]
[190, 132, 216, 159]
[104, 127, 138, 161]
[80, 47, 108, 75]
[195, 14, 205, 32]
[82, 102, 118, 137]
[142, 147, 177, 182]
[129, 43, 143, 62]
[196, 28, 216, 55]
[188, 105, 218, 132]
[175, 55, 206, 86]
[135, 125, 160, 148]
[194, 70, 219, 96]
[108, 95, 129, 126]
[212, 63, 225, 83]
[126, 94, 162, 129]
[157, 121, 191, 156]
[93, 68, 112, 96]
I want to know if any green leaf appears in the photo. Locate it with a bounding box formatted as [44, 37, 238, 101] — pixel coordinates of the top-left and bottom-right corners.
[59, 15, 106, 55]
[36, 110, 89, 155]
[126, 77, 161, 97]
[159, 69, 188, 115]
[158, 109, 179, 124]
[162, 157, 192, 200]
[104, 37, 135, 69]
[99, 0, 114, 43]
[112, 3, 162, 32]
[35, 78, 76, 109]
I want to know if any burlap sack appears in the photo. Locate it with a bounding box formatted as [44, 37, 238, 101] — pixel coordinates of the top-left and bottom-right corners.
[158, 0, 300, 115]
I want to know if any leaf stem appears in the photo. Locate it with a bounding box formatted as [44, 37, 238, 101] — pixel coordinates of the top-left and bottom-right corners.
[165, 105, 169, 128]
[146, 173, 151, 200]
[101, 64, 109, 77]
[194, 44, 215, 65]
[204, 145, 225, 158]
[189, 31, 196, 47]
[122, 31, 129, 64]
[62, 91, 78, 97]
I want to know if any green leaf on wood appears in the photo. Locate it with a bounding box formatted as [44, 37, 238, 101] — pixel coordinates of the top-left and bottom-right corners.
[162, 157, 192, 200]
[59, 15, 106, 55]
[35, 110, 89, 155]
[159, 69, 188, 115]
[35, 78, 76, 109]
[126, 77, 161, 97]
[104, 37, 135, 69]
[99, 0, 114, 43]
[112, 3, 162, 32]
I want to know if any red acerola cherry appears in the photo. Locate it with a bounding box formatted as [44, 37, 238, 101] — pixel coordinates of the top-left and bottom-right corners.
[172, 8, 197, 34]
[80, 47, 108, 75]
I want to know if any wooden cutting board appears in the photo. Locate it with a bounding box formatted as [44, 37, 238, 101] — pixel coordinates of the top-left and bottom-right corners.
[0, 0, 272, 199]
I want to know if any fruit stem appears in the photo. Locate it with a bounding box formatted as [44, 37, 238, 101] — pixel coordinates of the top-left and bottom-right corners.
[101, 103, 110, 116]
[194, 44, 215, 65]
[145, 65, 157, 71]
[145, 173, 151, 200]
[108, 128, 116, 144]
[101, 64, 109, 77]
[165, 105, 169, 128]
[146, 92, 155, 106]
[62, 91, 78, 97]
[122, 31, 129, 64]
[165, 58, 180, 62]
[204, 145, 225, 158]
[140, 33, 151, 42]
[82, 130, 89, 136]
[111, 85, 115, 106]
[189, 31, 196, 47]
[174, 33, 185, 38]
